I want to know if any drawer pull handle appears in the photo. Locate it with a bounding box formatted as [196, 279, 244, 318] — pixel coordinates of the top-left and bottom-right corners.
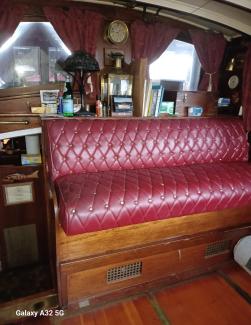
[0, 120, 29, 125]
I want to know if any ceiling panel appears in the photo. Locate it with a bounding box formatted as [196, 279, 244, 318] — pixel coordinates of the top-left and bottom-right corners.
[223, 0, 251, 11]
[73, 0, 251, 36]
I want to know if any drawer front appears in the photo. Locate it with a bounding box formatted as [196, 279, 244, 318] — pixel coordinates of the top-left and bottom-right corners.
[0, 116, 41, 133]
[66, 250, 180, 304]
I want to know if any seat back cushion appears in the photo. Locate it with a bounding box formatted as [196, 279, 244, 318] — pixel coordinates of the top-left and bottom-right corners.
[43, 118, 248, 181]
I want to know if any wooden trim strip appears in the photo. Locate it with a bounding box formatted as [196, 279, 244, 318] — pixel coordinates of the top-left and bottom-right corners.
[218, 270, 251, 304]
[57, 205, 251, 263]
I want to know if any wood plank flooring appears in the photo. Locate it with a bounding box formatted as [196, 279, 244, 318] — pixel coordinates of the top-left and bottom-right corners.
[17, 263, 251, 325]
[155, 274, 251, 325]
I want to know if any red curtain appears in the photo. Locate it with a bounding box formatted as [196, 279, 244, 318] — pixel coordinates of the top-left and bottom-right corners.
[130, 20, 180, 63]
[0, 0, 27, 47]
[189, 30, 226, 92]
[43, 7, 104, 55]
[242, 43, 251, 131]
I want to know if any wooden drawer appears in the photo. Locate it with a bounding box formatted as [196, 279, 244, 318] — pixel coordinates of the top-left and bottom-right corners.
[0, 115, 41, 133]
[66, 250, 180, 304]
[59, 225, 251, 308]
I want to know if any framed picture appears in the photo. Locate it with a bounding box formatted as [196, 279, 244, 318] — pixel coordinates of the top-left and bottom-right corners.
[40, 89, 59, 114]
[104, 48, 124, 66]
[3, 182, 34, 206]
[40, 89, 59, 104]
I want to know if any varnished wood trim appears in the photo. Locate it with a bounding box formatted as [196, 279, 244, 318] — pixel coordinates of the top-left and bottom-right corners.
[60, 226, 251, 274]
[57, 205, 251, 262]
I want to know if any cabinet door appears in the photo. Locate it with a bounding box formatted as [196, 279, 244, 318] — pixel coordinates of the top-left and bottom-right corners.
[175, 91, 218, 117]
[0, 165, 48, 270]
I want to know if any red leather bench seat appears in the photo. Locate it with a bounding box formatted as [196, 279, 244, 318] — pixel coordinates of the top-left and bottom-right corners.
[55, 162, 251, 235]
[44, 118, 250, 236]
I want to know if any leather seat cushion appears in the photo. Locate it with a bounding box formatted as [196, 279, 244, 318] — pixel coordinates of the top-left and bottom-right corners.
[56, 162, 251, 236]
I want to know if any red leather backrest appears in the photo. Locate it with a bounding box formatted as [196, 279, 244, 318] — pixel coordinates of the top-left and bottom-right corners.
[43, 118, 248, 181]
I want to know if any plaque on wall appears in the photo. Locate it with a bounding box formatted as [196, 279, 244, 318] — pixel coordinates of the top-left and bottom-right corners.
[3, 182, 34, 206]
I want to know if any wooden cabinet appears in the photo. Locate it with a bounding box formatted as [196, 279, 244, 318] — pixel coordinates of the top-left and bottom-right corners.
[171, 91, 218, 117]
[0, 165, 48, 270]
[0, 115, 41, 133]
[0, 114, 55, 318]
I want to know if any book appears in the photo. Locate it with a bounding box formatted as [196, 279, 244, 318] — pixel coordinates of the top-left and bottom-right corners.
[142, 79, 152, 117]
[154, 85, 164, 117]
[111, 111, 133, 117]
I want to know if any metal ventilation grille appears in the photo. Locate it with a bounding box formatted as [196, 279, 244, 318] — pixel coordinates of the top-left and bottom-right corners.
[205, 240, 230, 257]
[107, 261, 142, 283]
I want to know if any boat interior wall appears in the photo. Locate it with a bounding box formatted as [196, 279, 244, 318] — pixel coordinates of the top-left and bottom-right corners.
[72, 0, 251, 37]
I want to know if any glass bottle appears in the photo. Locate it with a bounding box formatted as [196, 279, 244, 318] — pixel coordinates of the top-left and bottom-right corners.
[95, 96, 103, 117]
[62, 76, 74, 117]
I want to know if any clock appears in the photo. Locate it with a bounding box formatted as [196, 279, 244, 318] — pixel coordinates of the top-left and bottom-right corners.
[106, 20, 129, 45]
[228, 75, 239, 89]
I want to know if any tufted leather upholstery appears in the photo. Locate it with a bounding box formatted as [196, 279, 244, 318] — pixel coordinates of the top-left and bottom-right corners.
[56, 162, 251, 235]
[44, 118, 248, 182]
[43, 118, 250, 236]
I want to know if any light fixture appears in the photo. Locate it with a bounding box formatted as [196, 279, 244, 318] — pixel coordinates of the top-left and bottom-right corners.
[59, 50, 100, 115]
[226, 57, 235, 71]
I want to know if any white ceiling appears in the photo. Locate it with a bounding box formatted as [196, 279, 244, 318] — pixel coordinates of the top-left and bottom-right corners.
[73, 0, 251, 38]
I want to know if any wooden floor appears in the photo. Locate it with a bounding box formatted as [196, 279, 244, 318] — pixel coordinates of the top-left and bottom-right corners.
[18, 263, 251, 325]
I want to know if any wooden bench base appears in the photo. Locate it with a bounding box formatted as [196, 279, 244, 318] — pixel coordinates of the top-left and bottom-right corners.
[55, 206, 251, 309]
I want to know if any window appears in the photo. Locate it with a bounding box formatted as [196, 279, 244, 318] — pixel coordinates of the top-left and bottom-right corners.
[0, 22, 71, 89]
[149, 39, 201, 91]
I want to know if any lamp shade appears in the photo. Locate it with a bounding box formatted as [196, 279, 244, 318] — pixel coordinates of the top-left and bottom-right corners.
[60, 50, 100, 73]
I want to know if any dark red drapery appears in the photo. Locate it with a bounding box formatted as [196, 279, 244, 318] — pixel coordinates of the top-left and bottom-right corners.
[0, 0, 27, 47]
[43, 7, 103, 55]
[130, 20, 180, 63]
[242, 43, 251, 131]
[44, 6, 104, 99]
[189, 29, 226, 92]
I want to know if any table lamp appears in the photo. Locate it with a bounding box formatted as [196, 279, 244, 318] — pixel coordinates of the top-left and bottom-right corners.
[59, 50, 100, 115]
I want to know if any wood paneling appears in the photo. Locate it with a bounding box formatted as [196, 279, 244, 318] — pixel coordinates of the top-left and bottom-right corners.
[0, 83, 62, 115]
[0, 115, 41, 133]
[0, 165, 49, 269]
[56, 205, 251, 262]
[67, 251, 180, 303]
[175, 91, 218, 117]
[57, 212, 251, 307]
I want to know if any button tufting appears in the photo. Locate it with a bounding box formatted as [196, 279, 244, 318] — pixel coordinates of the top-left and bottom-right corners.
[47, 118, 251, 236]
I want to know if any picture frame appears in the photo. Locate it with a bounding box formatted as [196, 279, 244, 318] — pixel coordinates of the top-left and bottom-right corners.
[40, 89, 59, 114]
[40, 89, 59, 104]
[3, 182, 34, 206]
